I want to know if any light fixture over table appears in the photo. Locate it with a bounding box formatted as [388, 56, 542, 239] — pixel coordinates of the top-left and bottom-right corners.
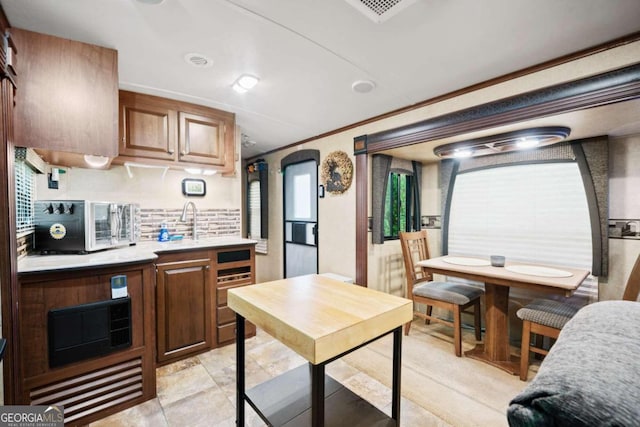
[433, 126, 571, 159]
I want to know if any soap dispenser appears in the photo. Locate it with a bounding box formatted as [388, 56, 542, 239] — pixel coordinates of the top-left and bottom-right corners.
[158, 222, 169, 242]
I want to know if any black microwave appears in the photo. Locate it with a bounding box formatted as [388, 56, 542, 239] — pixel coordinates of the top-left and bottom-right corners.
[34, 200, 138, 254]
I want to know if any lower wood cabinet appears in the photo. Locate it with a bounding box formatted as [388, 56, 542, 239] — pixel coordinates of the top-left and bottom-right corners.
[17, 261, 156, 426]
[154, 244, 256, 365]
[156, 256, 211, 364]
[215, 246, 256, 345]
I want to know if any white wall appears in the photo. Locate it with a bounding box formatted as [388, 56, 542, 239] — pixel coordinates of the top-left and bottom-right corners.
[257, 40, 640, 293]
[601, 136, 640, 300]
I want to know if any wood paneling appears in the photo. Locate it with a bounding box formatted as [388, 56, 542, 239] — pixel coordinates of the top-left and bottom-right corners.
[12, 28, 118, 157]
[0, 8, 18, 403]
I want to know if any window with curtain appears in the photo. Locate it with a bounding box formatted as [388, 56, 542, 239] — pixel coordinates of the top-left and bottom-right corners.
[447, 161, 597, 299]
[372, 154, 422, 244]
[384, 172, 412, 239]
[246, 160, 268, 254]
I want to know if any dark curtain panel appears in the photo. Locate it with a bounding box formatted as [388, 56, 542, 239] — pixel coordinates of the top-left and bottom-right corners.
[259, 165, 268, 239]
[573, 138, 609, 277]
[411, 161, 422, 231]
[372, 154, 392, 244]
[247, 161, 269, 239]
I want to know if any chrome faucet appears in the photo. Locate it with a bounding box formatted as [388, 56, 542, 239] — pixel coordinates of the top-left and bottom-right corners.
[180, 201, 198, 240]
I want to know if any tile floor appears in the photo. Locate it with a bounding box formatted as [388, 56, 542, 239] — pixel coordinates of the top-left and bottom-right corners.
[91, 320, 530, 427]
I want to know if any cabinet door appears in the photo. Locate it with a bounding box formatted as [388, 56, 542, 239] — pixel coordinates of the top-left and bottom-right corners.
[119, 91, 177, 160]
[178, 111, 227, 166]
[12, 28, 118, 157]
[156, 258, 211, 363]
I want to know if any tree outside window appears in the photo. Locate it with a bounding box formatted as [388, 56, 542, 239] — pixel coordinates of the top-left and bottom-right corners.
[384, 172, 412, 239]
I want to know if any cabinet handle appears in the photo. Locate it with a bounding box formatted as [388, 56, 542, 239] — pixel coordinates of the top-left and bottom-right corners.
[167, 149, 174, 154]
[181, 151, 187, 156]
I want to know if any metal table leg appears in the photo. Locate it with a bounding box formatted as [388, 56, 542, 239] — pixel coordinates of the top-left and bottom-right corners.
[392, 326, 402, 423]
[310, 362, 325, 427]
[236, 313, 245, 426]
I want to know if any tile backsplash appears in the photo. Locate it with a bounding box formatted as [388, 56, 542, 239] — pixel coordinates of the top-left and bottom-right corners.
[139, 207, 240, 241]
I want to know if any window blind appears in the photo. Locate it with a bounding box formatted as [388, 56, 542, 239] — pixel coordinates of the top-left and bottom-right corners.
[15, 159, 35, 235]
[448, 162, 597, 300]
[248, 180, 267, 254]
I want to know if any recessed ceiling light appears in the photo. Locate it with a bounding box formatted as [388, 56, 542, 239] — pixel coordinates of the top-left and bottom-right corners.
[352, 79, 376, 93]
[184, 53, 213, 68]
[232, 74, 260, 93]
[136, 0, 165, 4]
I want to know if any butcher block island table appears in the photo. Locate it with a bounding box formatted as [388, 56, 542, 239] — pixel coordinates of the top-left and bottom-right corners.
[228, 274, 413, 427]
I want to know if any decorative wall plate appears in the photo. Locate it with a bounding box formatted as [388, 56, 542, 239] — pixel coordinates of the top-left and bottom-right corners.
[321, 151, 353, 194]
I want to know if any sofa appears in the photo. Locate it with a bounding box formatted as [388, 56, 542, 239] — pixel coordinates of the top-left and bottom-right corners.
[507, 300, 640, 426]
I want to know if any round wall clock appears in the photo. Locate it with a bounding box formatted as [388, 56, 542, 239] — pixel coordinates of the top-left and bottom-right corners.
[321, 151, 353, 194]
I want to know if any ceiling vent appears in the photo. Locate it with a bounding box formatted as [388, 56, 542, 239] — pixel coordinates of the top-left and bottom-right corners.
[184, 53, 213, 68]
[344, 0, 417, 23]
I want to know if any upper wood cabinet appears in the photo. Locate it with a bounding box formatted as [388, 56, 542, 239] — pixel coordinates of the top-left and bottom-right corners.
[12, 28, 118, 157]
[118, 90, 176, 161]
[117, 90, 236, 174]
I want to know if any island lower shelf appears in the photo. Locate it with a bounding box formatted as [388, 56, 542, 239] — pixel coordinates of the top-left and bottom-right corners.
[245, 364, 395, 427]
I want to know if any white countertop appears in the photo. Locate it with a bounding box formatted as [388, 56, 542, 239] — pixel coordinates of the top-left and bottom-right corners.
[18, 237, 257, 274]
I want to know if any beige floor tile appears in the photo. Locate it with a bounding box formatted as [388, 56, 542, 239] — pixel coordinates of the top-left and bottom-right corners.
[156, 355, 201, 377]
[208, 357, 273, 399]
[163, 386, 235, 427]
[91, 321, 530, 426]
[90, 398, 167, 427]
[156, 363, 217, 407]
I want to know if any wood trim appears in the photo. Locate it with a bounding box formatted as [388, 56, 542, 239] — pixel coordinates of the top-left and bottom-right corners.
[365, 63, 640, 152]
[246, 32, 640, 162]
[1, 77, 18, 404]
[354, 146, 367, 287]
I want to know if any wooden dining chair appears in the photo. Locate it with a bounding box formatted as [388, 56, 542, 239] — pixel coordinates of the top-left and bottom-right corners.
[399, 230, 483, 357]
[518, 252, 640, 381]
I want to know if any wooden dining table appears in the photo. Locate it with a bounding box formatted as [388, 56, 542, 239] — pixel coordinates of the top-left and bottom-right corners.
[416, 256, 590, 375]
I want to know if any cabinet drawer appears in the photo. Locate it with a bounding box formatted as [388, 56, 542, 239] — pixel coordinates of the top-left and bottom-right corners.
[217, 305, 236, 325]
[217, 320, 256, 344]
[217, 268, 252, 287]
[217, 284, 251, 306]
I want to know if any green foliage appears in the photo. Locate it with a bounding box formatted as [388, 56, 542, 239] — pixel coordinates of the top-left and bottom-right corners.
[384, 173, 410, 239]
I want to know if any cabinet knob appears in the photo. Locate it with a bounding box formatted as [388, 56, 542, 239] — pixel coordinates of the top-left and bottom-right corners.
[180, 151, 187, 156]
[167, 149, 174, 155]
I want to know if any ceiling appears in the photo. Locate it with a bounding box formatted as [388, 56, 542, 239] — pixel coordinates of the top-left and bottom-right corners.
[2, 0, 640, 160]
